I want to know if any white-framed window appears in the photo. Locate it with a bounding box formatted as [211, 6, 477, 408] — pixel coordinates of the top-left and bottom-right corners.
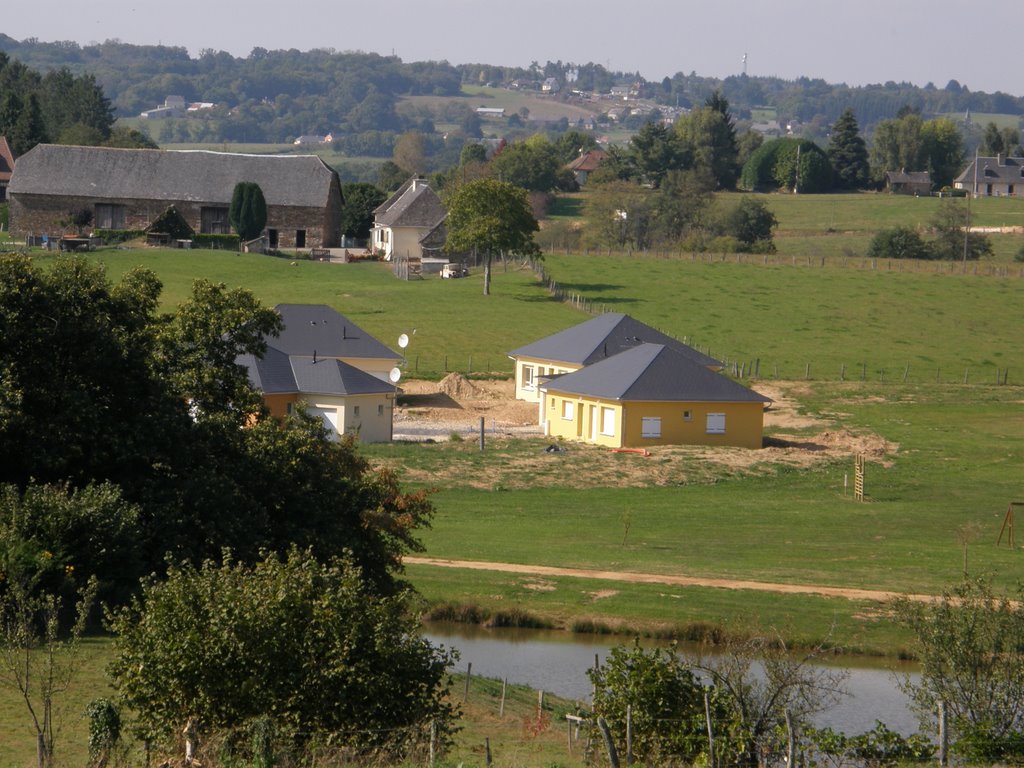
[562, 400, 575, 420]
[682, 410, 693, 421]
[600, 406, 615, 436]
[707, 413, 726, 434]
[641, 417, 662, 438]
[522, 365, 535, 388]
[353, 405, 360, 417]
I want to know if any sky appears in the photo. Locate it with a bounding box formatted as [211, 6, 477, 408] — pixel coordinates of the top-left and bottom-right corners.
[5, 0, 1022, 97]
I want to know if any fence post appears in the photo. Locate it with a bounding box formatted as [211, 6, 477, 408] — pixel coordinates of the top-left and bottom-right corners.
[626, 705, 633, 766]
[463, 662, 472, 701]
[597, 717, 620, 768]
[938, 701, 948, 766]
[704, 692, 715, 768]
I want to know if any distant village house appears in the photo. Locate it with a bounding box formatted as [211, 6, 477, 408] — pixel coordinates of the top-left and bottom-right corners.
[954, 154, 1024, 197]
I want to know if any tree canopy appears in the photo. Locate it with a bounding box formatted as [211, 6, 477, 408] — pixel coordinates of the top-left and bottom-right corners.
[444, 178, 540, 295]
[828, 108, 871, 189]
[228, 181, 268, 241]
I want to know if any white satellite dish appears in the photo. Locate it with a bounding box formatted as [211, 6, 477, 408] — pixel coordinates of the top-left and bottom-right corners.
[388, 367, 402, 383]
[398, 333, 409, 349]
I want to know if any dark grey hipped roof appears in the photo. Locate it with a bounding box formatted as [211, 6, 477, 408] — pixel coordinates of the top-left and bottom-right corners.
[374, 177, 447, 228]
[509, 313, 720, 369]
[541, 343, 769, 403]
[239, 349, 393, 397]
[271, 304, 399, 361]
[9, 144, 339, 208]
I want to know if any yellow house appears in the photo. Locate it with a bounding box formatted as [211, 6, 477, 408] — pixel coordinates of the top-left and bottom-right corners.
[237, 304, 401, 443]
[508, 313, 722, 421]
[540, 343, 769, 450]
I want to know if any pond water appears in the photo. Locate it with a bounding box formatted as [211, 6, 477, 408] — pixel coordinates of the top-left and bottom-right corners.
[425, 622, 922, 736]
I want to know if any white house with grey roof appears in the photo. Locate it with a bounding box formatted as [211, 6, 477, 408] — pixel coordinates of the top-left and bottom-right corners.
[8, 144, 344, 248]
[236, 304, 402, 443]
[954, 154, 1024, 198]
[370, 177, 447, 261]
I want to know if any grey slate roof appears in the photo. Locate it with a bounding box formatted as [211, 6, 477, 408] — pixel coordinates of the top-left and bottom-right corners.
[509, 313, 721, 369]
[238, 304, 399, 398]
[541, 343, 769, 403]
[9, 144, 339, 208]
[374, 177, 447, 228]
[271, 304, 399, 361]
[955, 155, 1024, 185]
[239, 350, 394, 397]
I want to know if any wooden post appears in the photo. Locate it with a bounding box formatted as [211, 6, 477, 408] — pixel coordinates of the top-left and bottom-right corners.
[468, 355, 472, 374]
[499, 677, 507, 718]
[429, 720, 437, 767]
[626, 705, 633, 766]
[785, 709, 795, 768]
[903, 363, 910, 382]
[538, 689, 545, 714]
[704, 692, 715, 768]
[485, 737, 492, 767]
[964, 368, 969, 384]
[840, 363, 846, 381]
[805, 363, 810, 380]
[861, 362, 867, 381]
[463, 662, 472, 701]
[938, 701, 948, 766]
[479, 417, 485, 451]
[597, 717, 620, 768]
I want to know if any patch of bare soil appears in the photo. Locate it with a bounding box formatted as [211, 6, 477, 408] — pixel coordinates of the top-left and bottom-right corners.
[388, 379, 898, 489]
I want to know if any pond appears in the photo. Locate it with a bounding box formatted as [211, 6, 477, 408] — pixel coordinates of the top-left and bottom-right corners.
[425, 622, 922, 736]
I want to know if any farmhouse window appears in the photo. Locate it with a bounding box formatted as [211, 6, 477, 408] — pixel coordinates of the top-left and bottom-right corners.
[706, 413, 726, 434]
[353, 406, 360, 417]
[641, 417, 661, 438]
[200, 206, 229, 234]
[682, 410, 693, 421]
[600, 407, 615, 436]
[295, 230, 307, 248]
[522, 366, 534, 388]
[378, 404, 384, 416]
[562, 400, 575, 420]
[94, 204, 125, 229]
[268, 228, 279, 248]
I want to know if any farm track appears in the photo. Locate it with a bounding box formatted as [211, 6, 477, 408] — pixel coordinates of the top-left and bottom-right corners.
[404, 556, 941, 604]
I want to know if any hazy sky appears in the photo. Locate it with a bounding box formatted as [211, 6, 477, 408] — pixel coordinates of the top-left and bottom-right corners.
[6, 0, 1022, 97]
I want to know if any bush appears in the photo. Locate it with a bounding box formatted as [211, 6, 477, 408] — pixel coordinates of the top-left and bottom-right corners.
[1014, 244, 1024, 263]
[94, 229, 145, 244]
[108, 548, 458, 761]
[868, 227, 931, 260]
[192, 233, 241, 250]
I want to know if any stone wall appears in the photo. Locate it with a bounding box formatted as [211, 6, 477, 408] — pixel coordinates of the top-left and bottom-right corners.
[10, 192, 342, 248]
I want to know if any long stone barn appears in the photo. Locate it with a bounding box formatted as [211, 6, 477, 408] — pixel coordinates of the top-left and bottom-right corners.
[8, 144, 344, 248]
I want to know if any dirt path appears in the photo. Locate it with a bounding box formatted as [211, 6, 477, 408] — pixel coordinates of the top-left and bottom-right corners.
[404, 556, 940, 604]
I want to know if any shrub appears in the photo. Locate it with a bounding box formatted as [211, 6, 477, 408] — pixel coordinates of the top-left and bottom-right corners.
[868, 227, 931, 260]
[192, 233, 241, 250]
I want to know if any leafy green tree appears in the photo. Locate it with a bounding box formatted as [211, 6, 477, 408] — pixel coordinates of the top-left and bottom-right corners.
[929, 198, 992, 261]
[340, 182, 387, 241]
[894, 578, 1024, 763]
[553, 129, 598, 164]
[718, 196, 778, 252]
[920, 117, 965, 189]
[828, 108, 871, 189]
[588, 642, 713, 765]
[459, 142, 488, 165]
[108, 548, 457, 761]
[377, 160, 408, 192]
[870, 112, 924, 184]
[489, 136, 564, 192]
[9, 92, 49, 156]
[868, 227, 931, 260]
[445, 178, 540, 295]
[773, 140, 834, 194]
[228, 181, 268, 241]
[393, 130, 426, 176]
[676, 90, 739, 189]
[655, 168, 715, 242]
[103, 125, 158, 149]
[628, 121, 689, 188]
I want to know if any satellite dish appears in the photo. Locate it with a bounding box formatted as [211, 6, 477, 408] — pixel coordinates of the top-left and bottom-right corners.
[398, 333, 409, 349]
[388, 367, 402, 383]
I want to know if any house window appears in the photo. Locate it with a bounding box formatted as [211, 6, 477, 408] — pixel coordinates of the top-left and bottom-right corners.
[562, 400, 575, 420]
[378, 404, 384, 416]
[295, 229, 307, 248]
[94, 203, 125, 229]
[286, 402, 294, 415]
[600, 407, 615, 436]
[641, 417, 662, 438]
[707, 413, 726, 434]
[268, 229, 279, 248]
[353, 405, 360, 417]
[683, 410, 693, 421]
[522, 365, 534, 388]
[200, 206, 229, 234]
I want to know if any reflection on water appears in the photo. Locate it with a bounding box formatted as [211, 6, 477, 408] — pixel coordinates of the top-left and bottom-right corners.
[425, 622, 921, 736]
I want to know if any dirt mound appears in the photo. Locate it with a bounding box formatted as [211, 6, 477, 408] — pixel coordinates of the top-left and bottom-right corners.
[438, 372, 484, 399]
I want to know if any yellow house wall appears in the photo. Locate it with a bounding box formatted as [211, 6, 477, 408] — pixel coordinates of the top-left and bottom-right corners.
[305, 392, 395, 444]
[542, 392, 764, 449]
[513, 357, 581, 403]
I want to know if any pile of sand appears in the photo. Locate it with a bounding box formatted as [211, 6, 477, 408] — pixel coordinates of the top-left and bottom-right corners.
[438, 372, 484, 399]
